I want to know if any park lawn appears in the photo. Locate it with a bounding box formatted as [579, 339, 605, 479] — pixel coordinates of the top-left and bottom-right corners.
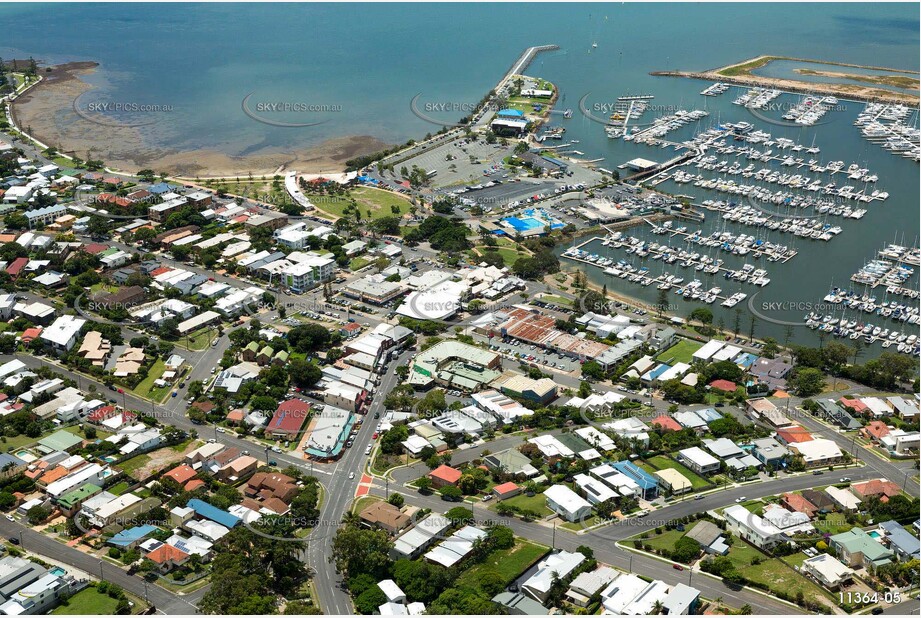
[118, 454, 151, 478]
[540, 295, 573, 308]
[313, 186, 412, 221]
[132, 358, 167, 399]
[493, 492, 552, 517]
[51, 587, 120, 614]
[639, 528, 686, 553]
[656, 339, 704, 365]
[478, 246, 523, 267]
[642, 456, 712, 490]
[455, 540, 547, 591]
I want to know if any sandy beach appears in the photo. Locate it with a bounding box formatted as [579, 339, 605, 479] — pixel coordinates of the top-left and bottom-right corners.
[9, 61, 389, 177]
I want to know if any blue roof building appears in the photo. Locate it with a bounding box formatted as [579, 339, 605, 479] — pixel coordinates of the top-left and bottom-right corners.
[147, 182, 177, 195]
[108, 524, 159, 548]
[497, 109, 525, 118]
[880, 521, 921, 562]
[187, 499, 240, 528]
[611, 461, 659, 500]
[695, 408, 723, 423]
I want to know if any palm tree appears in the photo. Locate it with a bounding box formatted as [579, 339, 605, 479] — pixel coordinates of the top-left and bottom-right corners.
[651, 600, 664, 615]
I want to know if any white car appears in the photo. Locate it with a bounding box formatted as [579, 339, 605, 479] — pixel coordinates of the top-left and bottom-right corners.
[4, 515, 12, 522]
[735, 497, 746, 503]
[348, 472, 355, 480]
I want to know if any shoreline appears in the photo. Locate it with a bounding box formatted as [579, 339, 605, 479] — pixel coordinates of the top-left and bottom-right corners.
[651, 55, 920, 106]
[8, 60, 389, 177]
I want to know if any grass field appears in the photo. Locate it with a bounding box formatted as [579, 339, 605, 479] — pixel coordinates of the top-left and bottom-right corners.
[132, 358, 167, 400]
[108, 481, 131, 496]
[639, 528, 686, 553]
[51, 587, 120, 614]
[656, 339, 704, 365]
[641, 455, 712, 490]
[471, 245, 523, 267]
[725, 540, 835, 611]
[118, 454, 151, 477]
[312, 187, 412, 221]
[176, 327, 219, 351]
[454, 540, 547, 593]
[493, 492, 552, 517]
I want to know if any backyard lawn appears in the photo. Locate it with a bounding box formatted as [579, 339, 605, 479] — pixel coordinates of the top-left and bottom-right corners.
[118, 454, 151, 478]
[454, 540, 547, 592]
[641, 456, 712, 490]
[132, 358, 170, 400]
[656, 339, 704, 365]
[493, 492, 552, 517]
[51, 587, 120, 614]
[725, 541, 836, 611]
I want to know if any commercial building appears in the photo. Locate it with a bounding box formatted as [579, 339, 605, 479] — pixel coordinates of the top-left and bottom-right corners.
[408, 340, 501, 392]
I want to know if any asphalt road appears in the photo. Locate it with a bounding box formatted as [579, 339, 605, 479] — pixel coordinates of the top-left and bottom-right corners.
[0, 517, 199, 614]
[371, 464, 889, 614]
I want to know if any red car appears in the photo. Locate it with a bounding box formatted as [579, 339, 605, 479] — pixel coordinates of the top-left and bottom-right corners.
[117, 388, 124, 394]
[672, 564, 684, 571]
[372, 432, 379, 440]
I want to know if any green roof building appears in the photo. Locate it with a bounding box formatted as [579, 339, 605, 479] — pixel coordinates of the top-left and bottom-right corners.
[38, 430, 83, 453]
[830, 528, 893, 568]
[56, 483, 103, 514]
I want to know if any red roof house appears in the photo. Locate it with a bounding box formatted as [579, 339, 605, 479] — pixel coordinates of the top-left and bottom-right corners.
[839, 397, 868, 414]
[861, 421, 890, 442]
[850, 479, 901, 502]
[775, 426, 814, 445]
[6, 257, 28, 278]
[20, 327, 43, 343]
[164, 464, 197, 485]
[651, 415, 682, 432]
[428, 464, 462, 488]
[184, 479, 206, 492]
[709, 379, 738, 393]
[146, 544, 190, 571]
[492, 481, 521, 500]
[782, 492, 818, 517]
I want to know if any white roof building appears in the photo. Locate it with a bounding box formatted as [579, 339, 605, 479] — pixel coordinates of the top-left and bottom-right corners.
[789, 438, 843, 465]
[521, 550, 586, 602]
[40, 315, 86, 351]
[692, 340, 724, 361]
[543, 484, 592, 522]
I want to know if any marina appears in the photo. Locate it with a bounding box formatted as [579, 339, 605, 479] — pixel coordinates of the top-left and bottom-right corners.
[854, 102, 920, 162]
[700, 82, 731, 97]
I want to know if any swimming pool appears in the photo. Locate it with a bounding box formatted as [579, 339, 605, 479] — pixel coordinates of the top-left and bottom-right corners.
[503, 216, 545, 232]
[50, 567, 67, 576]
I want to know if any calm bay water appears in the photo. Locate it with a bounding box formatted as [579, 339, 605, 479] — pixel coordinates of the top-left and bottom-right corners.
[1, 2, 918, 353]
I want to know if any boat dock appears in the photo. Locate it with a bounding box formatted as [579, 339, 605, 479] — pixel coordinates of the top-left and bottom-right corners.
[700, 82, 730, 97]
[878, 244, 921, 267]
[562, 238, 766, 295]
[649, 224, 798, 262]
[850, 258, 916, 290]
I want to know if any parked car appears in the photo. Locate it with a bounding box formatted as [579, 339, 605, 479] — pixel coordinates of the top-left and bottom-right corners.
[672, 564, 684, 571]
